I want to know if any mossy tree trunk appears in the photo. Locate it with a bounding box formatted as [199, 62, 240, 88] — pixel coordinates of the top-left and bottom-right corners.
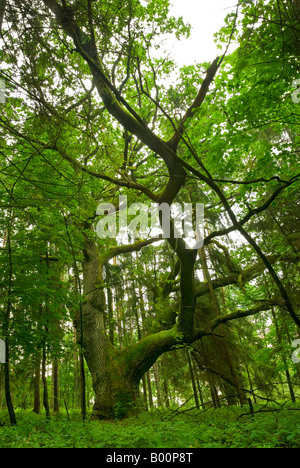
[77, 225, 280, 419]
[75, 230, 199, 419]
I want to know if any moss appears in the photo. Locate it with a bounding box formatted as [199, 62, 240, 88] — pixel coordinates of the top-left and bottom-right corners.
[90, 327, 187, 420]
[123, 326, 184, 382]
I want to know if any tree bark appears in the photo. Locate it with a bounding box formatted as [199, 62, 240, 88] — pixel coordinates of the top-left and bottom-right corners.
[3, 222, 17, 426]
[74, 223, 199, 419]
[42, 342, 51, 420]
[146, 372, 154, 409]
[105, 265, 115, 346]
[52, 358, 59, 413]
[271, 305, 296, 403]
[32, 350, 41, 414]
[0, 0, 6, 33]
[76, 236, 113, 418]
[187, 350, 200, 410]
[153, 362, 162, 407]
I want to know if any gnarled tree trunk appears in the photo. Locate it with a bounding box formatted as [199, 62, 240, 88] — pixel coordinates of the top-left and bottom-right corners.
[76, 228, 281, 419]
[75, 231, 198, 419]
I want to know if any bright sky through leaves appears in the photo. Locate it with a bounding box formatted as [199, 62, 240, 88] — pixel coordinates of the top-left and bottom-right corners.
[169, 0, 238, 64]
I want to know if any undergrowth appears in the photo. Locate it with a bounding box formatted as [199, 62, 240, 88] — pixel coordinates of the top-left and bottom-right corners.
[0, 404, 299, 448]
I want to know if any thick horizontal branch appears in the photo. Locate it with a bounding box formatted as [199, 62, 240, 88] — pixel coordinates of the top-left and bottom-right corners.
[100, 237, 161, 266]
[124, 299, 277, 383]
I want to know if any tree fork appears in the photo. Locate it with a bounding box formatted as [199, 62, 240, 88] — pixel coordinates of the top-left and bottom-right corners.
[172, 154, 300, 329]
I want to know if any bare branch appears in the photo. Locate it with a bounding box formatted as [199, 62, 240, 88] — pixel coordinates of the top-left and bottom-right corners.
[204, 302, 279, 335]
[195, 254, 299, 299]
[167, 57, 220, 151]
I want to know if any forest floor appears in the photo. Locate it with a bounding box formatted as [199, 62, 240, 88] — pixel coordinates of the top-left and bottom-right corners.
[0, 404, 299, 449]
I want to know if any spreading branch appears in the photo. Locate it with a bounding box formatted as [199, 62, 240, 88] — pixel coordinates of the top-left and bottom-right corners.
[204, 302, 279, 335]
[195, 254, 299, 299]
[167, 57, 220, 151]
[42, 0, 187, 205]
[100, 237, 162, 266]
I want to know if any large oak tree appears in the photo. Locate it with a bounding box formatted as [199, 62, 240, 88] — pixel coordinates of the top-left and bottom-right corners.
[0, 0, 299, 418]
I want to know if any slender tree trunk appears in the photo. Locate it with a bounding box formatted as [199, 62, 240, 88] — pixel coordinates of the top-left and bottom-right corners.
[193, 343, 220, 409]
[196, 376, 205, 409]
[209, 374, 220, 409]
[65, 218, 87, 420]
[285, 367, 296, 403]
[115, 286, 121, 348]
[79, 351, 86, 420]
[0, 0, 6, 33]
[3, 223, 17, 426]
[245, 364, 257, 404]
[73, 329, 80, 408]
[163, 379, 170, 409]
[141, 375, 148, 411]
[153, 362, 162, 407]
[33, 350, 41, 414]
[270, 297, 296, 403]
[105, 265, 115, 346]
[161, 360, 170, 409]
[4, 343, 17, 425]
[187, 350, 200, 409]
[42, 341, 51, 420]
[52, 358, 59, 413]
[146, 372, 154, 409]
[0, 367, 4, 409]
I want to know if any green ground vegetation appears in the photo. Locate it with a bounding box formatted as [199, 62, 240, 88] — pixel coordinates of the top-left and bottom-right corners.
[1, 405, 299, 449]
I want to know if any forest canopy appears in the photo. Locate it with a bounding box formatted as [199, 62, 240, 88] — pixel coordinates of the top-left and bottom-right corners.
[0, 0, 299, 433]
